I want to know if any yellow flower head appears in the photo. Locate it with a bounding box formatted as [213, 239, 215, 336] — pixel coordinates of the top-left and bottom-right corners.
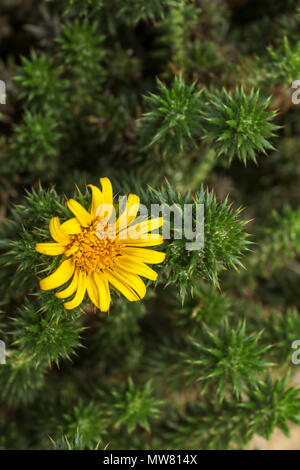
[35, 178, 165, 311]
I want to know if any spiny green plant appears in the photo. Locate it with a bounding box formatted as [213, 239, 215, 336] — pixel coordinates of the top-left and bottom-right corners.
[182, 320, 272, 401]
[202, 88, 279, 164]
[146, 183, 250, 299]
[138, 76, 203, 155]
[98, 379, 162, 434]
[266, 36, 300, 85]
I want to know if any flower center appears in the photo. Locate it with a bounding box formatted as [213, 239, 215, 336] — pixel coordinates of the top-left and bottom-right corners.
[67, 220, 122, 272]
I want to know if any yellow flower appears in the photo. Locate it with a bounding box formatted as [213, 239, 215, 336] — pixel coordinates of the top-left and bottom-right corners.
[35, 178, 165, 311]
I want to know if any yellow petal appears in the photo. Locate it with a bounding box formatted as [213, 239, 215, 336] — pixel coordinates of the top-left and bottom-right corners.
[93, 271, 111, 312]
[64, 270, 87, 310]
[88, 184, 104, 218]
[40, 259, 75, 291]
[124, 217, 163, 238]
[49, 217, 71, 245]
[64, 245, 79, 257]
[106, 270, 140, 302]
[95, 203, 114, 222]
[122, 235, 164, 247]
[100, 177, 113, 206]
[116, 194, 140, 234]
[67, 199, 93, 227]
[114, 266, 146, 299]
[35, 243, 66, 256]
[86, 273, 101, 309]
[55, 270, 79, 299]
[122, 247, 165, 264]
[116, 256, 158, 281]
[61, 217, 82, 234]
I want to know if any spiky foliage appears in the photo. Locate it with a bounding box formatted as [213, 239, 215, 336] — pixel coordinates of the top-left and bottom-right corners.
[257, 308, 300, 365]
[8, 111, 61, 175]
[115, 0, 177, 24]
[250, 205, 300, 276]
[165, 376, 300, 449]
[10, 297, 84, 366]
[240, 375, 300, 439]
[51, 401, 105, 449]
[174, 282, 233, 331]
[56, 20, 105, 83]
[59, 0, 104, 16]
[0, 185, 70, 303]
[146, 182, 250, 299]
[14, 52, 65, 109]
[0, 352, 46, 405]
[266, 36, 300, 85]
[138, 76, 203, 155]
[98, 379, 161, 434]
[182, 320, 272, 400]
[203, 88, 279, 164]
[49, 430, 104, 450]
